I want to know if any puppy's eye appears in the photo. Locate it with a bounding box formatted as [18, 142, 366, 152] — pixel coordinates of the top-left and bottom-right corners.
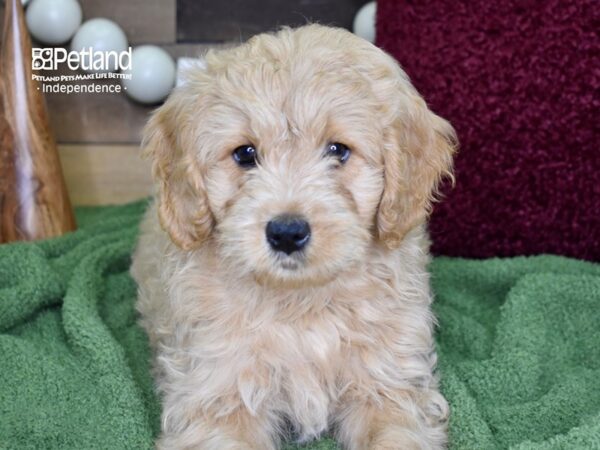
[325, 142, 351, 164]
[232, 145, 257, 168]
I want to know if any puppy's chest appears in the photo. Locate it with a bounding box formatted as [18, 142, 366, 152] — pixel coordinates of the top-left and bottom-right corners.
[251, 299, 397, 429]
[238, 283, 398, 373]
[268, 311, 344, 366]
[252, 299, 387, 384]
[250, 309, 351, 428]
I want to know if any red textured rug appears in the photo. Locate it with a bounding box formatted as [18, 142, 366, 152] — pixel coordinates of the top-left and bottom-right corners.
[376, 0, 600, 261]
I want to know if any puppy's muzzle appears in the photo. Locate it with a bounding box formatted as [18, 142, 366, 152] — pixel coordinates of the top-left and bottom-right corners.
[266, 215, 311, 255]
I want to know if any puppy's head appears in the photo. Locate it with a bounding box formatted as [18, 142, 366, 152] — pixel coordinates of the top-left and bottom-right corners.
[143, 25, 456, 288]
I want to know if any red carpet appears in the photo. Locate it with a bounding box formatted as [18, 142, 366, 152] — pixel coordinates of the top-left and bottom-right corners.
[376, 0, 600, 260]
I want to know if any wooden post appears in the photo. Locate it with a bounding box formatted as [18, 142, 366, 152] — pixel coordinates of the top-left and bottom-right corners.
[0, 0, 76, 243]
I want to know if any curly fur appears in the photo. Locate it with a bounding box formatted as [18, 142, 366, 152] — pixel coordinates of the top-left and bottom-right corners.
[131, 25, 456, 450]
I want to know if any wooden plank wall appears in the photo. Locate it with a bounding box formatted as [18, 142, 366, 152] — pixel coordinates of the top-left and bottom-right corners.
[178, 0, 368, 41]
[5, 0, 369, 205]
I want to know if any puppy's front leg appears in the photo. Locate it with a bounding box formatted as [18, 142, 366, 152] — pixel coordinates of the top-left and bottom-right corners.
[335, 363, 448, 450]
[335, 389, 448, 450]
[157, 385, 279, 450]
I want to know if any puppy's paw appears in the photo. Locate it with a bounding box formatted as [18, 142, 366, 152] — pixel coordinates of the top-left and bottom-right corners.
[157, 432, 263, 450]
[368, 425, 446, 450]
[336, 390, 448, 450]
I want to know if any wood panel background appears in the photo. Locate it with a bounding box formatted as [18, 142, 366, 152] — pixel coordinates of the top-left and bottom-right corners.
[177, 0, 369, 42]
[79, 0, 176, 45]
[1, 0, 369, 205]
[58, 145, 152, 205]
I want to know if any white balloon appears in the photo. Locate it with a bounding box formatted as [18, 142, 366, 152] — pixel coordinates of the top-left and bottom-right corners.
[71, 18, 128, 73]
[353, 1, 377, 43]
[25, 0, 82, 45]
[122, 46, 176, 104]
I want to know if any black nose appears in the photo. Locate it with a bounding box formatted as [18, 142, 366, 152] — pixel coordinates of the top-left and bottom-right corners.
[266, 215, 311, 255]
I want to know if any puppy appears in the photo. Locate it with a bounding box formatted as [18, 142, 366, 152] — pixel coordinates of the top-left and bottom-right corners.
[131, 24, 456, 450]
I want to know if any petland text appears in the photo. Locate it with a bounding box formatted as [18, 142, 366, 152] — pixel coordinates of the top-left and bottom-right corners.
[32, 47, 132, 72]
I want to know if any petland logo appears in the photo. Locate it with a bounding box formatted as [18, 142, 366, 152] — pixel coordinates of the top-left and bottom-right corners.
[32, 47, 132, 72]
[31, 47, 132, 94]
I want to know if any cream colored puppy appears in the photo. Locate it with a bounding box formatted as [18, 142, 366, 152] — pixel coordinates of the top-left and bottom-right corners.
[132, 24, 456, 450]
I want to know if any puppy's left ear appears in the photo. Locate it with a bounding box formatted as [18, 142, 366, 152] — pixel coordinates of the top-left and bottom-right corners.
[142, 93, 214, 250]
[376, 70, 457, 249]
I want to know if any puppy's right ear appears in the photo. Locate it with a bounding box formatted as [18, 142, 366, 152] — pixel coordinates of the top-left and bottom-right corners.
[142, 96, 213, 250]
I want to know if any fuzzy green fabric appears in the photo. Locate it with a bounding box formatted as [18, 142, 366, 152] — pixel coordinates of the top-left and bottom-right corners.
[0, 202, 599, 449]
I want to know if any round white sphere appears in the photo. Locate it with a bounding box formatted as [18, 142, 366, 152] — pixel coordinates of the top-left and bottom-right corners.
[25, 0, 82, 45]
[71, 18, 128, 73]
[122, 46, 176, 104]
[353, 1, 377, 43]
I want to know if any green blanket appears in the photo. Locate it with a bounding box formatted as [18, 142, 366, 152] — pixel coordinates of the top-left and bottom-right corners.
[1, 202, 599, 449]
